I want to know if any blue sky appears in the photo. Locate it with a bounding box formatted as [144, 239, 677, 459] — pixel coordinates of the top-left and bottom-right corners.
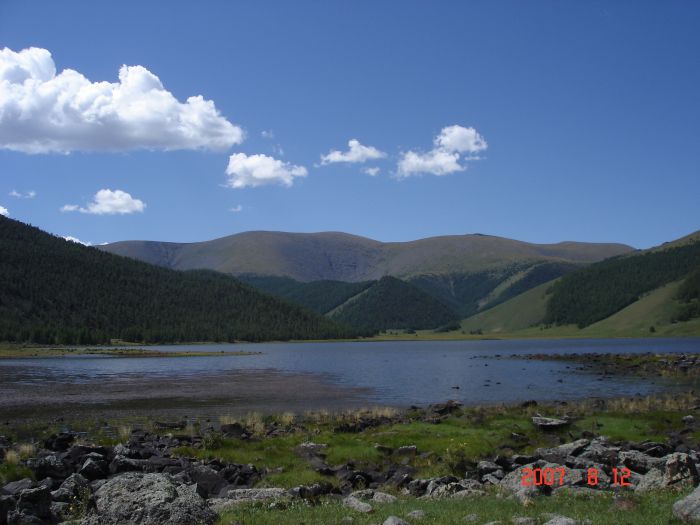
[0, 1, 698, 249]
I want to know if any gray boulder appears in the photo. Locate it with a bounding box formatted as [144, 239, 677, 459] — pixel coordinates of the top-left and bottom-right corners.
[51, 473, 90, 503]
[674, 484, 700, 523]
[542, 517, 578, 525]
[343, 495, 373, 513]
[383, 517, 410, 525]
[81, 472, 215, 525]
[16, 487, 51, 520]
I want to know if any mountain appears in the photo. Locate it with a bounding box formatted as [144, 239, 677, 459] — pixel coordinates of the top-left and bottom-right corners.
[327, 276, 459, 332]
[101, 231, 633, 282]
[0, 217, 364, 344]
[459, 230, 700, 337]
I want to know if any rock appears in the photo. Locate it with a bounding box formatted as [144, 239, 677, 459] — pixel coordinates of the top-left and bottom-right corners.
[406, 510, 426, 519]
[372, 492, 397, 504]
[49, 501, 70, 522]
[44, 433, 75, 452]
[683, 415, 696, 427]
[542, 517, 578, 525]
[483, 522, 503, 525]
[109, 455, 148, 474]
[383, 517, 410, 525]
[51, 473, 90, 503]
[2, 480, 33, 497]
[187, 465, 228, 498]
[1, 495, 16, 525]
[79, 457, 109, 480]
[512, 518, 536, 525]
[397, 445, 418, 456]
[16, 486, 51, 519]
[463, 514, 479, 522]
[27, 455, 72, 480]
[220, 423, 246, 439]
[536, 440, 589, 463]
[674, 484, 700, 522]
[81, 472, 215, 525]
[531, 416, 569, 429]
[618, 450, 665, 474]
[6, 510, 44, 524]
[221, 487, 287, 503]
[664, 453, 699, 486]
[477, 460, 501, 475]
[343, 495, 373, 513]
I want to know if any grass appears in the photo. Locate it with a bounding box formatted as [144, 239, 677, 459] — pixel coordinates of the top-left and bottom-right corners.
[217, 489, 689, 525]
[170, 397, 698, 492]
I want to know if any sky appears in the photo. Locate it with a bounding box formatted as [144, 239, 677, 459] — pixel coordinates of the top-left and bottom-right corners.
[0, 1, 698, 249]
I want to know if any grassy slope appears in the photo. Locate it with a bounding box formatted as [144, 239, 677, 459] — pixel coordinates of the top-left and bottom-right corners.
[460, 281, 552, 334]
[459, 279, 700, 338]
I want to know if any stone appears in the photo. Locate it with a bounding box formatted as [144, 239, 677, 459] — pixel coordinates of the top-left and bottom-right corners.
[187, 465, 228, 498]
[536, 440, 589, 463]
[81, 472, 215, 525]
[222, 487, 286, 503]
[372, 491, 397, 504]
[397, 445, 418, 456]
[1, 495, 16, 525]
[664, 453, 699, 486]
[407, 509, 426, 519]
[512, 518, 536, 525]
[6, 510, 44, 524]
[673, 484, 700, 523]
[49, 501, 70, 522]
[2, 480, 33, 497]
[343, 495, 373, 513]
[44, 433, 75, 452]
[542, 517, 578, 525]
[220, 423, 246, 439]
[51, 473, 90, 503]
[618, 450, 665, 474]
[531, 416, 569, 429]
[463, 514, 479, 522]
[27, 455, 72, 480]
[16, 486, 51, 519]
[79, 457, 109, 480]
[477, 460, 501, 475]
[383, 517, 410, 525]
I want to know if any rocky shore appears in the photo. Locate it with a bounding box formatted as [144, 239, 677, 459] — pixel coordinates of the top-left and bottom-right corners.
[2, 399, 700, 524]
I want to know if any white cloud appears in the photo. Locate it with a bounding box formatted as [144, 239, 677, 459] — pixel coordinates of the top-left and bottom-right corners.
[434, 125, 487, 154]
[321, 139, 386, 164]
[0, 206, 8, 216]
[363, 167, 380, 176]
[63, 236, 91, 246]
[62, 189, 146, 215]
[397, 124, 487, 178]
[261, 130, 274, 139]
[230, 204, 243, 212]
[9, 189, 35, 198]
[225, 153, 307, 189]
[0, 47, 243, 153]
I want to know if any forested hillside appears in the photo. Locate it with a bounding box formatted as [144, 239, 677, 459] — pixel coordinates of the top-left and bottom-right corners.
[544, 240, 700, 327]
[237, 275, 373, 315]
[329, 276, 459, 331]
[0, 218, 364, 344]
[675, 267, 700, 322]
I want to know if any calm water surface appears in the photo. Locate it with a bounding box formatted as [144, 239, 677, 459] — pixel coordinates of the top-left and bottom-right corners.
[2, 338, 699, 408]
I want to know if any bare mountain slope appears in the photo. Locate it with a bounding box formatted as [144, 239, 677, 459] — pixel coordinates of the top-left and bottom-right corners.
[102, 231, 632, 282]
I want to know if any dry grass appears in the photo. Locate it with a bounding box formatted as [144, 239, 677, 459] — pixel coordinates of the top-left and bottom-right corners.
[17, 443, 35, 459]
[278, 412, 296, 426]
[243, 412, 265, 436]
[117, 425, 132, 442]
[3, 450, 19, 465]
[219, 415, 238, 426]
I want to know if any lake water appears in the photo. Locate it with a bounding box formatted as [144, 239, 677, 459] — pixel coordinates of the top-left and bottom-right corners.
[1, 338, 699, 418]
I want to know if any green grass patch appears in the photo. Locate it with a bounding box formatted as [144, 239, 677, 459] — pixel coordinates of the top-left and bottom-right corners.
[217, 489, 688, 525]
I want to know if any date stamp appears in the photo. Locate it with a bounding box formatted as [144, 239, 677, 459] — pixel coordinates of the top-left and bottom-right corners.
[521, 466, 632, 487]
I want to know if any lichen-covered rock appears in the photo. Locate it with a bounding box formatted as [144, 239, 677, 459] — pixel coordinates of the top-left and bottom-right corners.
[51, 473, 90, 503]
[343, 495, 373, 513]
[673, 484, 700, 523]
[81, 472, 215, 525]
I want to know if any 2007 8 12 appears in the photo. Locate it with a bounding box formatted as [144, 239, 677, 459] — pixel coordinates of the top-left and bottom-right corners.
[521, 466, 633, 487]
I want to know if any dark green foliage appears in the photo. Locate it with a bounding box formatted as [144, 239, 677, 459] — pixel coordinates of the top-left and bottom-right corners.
[488, 262, 579, 308]
[0, 217, 366, 344]
[408, 268, 523, 317]
[238, 275, 373, 314]
[673, 266, 700, 322]
[545, 241, 700, 328]
[330, 276, 459, 331]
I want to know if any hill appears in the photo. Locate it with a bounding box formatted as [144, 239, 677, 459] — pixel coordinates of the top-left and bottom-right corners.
[328, 276, 459, 331]
[544, 237, 700, 327]
[0, 217, 364, 344]
[101, 231, 632, 282]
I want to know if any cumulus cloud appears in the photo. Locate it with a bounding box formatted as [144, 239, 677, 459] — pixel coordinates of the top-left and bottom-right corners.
[0, 47, 243, 153]
[9, 189, 36, 198]
[63, 236, 91, 246]
[261, 130, 274, 139]
[0, 206, 8, 217]
[321, 139, 386, 165]
[225, 153, 307, 189]
[363, 167, 380, 176]
[230, 204, 243, 212]
[62, 189, 146, 215]
[397, 125, 487, 178]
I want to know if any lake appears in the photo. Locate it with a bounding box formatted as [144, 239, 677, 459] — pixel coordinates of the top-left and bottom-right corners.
[1, 338, 699, 420]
